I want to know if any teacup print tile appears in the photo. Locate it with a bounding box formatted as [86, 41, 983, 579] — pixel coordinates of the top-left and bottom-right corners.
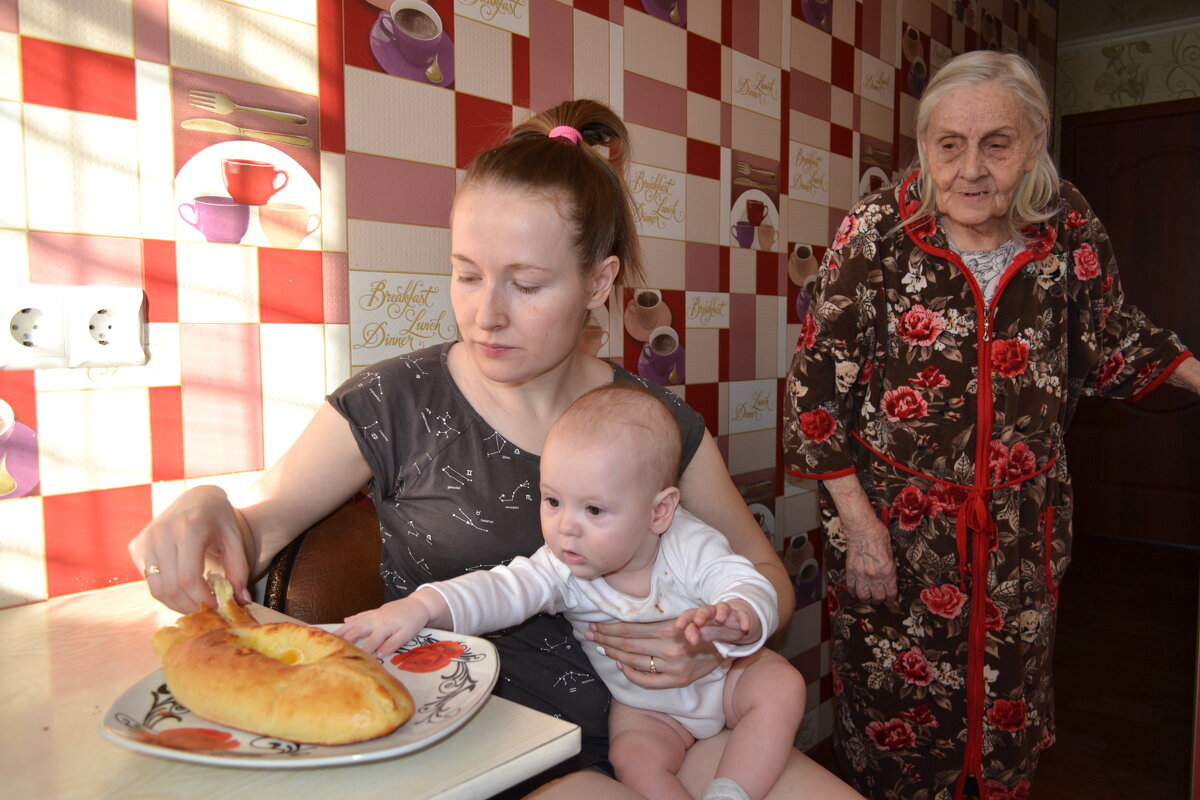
[858, 134, 893, 199]
[859, 52, 895, 110]
[455, 0, 530, 36]
[349, 271, 458, 367]
[788, 141, 830, 206]
[630, 163, 686, 242]
[684, 292, 730, 329]
[930, 40, 953, 74]
[730, 51, 782, 120]
[727, 378, 777, 436]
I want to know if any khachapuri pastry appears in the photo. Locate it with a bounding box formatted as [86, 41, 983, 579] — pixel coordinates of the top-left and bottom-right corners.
[151, 575, 413, 745]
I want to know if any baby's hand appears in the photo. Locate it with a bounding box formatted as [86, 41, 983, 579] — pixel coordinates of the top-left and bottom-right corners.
[335, 597, 429, 658]
[675, 601, 758, 646]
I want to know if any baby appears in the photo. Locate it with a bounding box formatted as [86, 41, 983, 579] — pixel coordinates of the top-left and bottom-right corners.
[336, 382, 806, 800]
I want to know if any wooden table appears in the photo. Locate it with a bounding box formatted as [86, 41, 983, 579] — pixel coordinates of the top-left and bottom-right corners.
[0, 581, 580, 799]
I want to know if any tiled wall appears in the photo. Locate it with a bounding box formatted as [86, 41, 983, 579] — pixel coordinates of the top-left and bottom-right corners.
[0, 0, 1055, 748]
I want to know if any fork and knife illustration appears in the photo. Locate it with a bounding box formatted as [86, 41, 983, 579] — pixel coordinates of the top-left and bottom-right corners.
[181, 90, 313, 148]
[734, 160, 779, 191]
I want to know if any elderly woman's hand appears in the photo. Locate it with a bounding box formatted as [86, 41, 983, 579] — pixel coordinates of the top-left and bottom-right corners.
[824, 473, 898, 604]
[586, 618, 722, 688]
[843, 514, 897, 604]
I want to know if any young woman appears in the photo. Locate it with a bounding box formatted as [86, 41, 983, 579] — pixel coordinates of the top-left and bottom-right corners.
[131, 99, 858, 798]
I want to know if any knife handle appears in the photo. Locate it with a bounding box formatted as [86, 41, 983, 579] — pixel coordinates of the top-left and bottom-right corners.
[241, 128, 313, 148]
[242, 107, 308, 125]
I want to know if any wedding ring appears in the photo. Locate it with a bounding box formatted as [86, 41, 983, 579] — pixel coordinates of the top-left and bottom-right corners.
[648, 655, 657, 674]
[143, 564, 161, 577]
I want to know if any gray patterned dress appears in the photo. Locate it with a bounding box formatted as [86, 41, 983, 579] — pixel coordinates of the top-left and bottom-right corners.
[328, 342, 706, 770]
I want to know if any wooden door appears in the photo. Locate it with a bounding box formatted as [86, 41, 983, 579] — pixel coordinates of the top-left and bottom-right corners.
[1059, 98, 1200, 547]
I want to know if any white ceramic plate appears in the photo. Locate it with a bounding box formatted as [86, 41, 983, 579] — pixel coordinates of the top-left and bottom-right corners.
[98, 627, 498, 769]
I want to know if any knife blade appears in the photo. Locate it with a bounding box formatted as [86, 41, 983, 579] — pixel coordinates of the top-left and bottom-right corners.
[180, 118, 312, 148]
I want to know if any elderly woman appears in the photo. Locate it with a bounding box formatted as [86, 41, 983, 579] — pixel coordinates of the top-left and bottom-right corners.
[785, 50, 1200, 800]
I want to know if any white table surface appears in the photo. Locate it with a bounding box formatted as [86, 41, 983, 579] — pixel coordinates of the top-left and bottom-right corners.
[0, 581, 580, 799]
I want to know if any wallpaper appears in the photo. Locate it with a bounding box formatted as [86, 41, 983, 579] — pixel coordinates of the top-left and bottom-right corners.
[0, 0, 1057, 750]
[1056, 23, 1200, 116]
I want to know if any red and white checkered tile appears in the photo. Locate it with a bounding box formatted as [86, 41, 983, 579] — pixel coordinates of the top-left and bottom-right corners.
[0, 0, 1057, 744]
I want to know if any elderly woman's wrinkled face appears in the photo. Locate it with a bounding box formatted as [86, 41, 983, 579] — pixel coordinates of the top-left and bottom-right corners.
[923, 81, 1041, 246]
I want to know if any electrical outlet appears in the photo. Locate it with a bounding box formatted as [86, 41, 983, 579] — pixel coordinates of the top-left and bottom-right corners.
[1, 285, 68, 369]
[64, 286, 148, 368]
[1, 284, 148, 370]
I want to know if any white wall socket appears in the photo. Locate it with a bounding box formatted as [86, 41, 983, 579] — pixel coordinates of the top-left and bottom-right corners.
[2, 284, 68, 369]
[2, 284, 148, 370]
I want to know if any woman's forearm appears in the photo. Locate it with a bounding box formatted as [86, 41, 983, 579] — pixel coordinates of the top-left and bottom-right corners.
[822, 472, 876, 528]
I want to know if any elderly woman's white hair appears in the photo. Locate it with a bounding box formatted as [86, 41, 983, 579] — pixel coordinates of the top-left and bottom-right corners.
[908, 50, 1059, 234]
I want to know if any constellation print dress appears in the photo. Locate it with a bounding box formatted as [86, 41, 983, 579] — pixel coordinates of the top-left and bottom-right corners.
[327, 342, 707, 766]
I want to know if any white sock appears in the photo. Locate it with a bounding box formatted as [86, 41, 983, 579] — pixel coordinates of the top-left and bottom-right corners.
[702, 777, 752, 800]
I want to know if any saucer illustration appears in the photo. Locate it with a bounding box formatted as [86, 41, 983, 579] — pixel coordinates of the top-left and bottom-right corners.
[623, 294, 672, 342]
[370, 13, 456, 87]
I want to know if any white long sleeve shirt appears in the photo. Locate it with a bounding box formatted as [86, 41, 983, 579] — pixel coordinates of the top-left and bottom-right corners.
[425, 508, 779, 737]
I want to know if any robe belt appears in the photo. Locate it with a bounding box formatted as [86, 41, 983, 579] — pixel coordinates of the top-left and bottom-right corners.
[849, 432, 1057, 587]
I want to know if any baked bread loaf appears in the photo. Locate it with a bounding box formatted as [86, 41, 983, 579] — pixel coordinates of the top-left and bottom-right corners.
[152, 576, 413, 745]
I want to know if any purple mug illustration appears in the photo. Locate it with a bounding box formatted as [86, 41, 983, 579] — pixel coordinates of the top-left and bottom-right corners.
[379, 0, 444, 68]
[639, 325, 685, 385]
[0, 398, 16, 496]
[178, 196, 250, 244]
[731, 221, 755, 248]
[907, 57, 928, 97]
[801, 0, 831, 30]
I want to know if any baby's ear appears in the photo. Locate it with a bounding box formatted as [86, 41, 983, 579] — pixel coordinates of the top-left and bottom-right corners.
[650, 486, 680, 534]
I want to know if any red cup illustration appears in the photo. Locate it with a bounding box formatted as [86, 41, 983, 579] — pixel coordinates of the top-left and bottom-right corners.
[223, 158, 289, 206]
[746, 199, 767, 226]
[178, 196, 250, 244]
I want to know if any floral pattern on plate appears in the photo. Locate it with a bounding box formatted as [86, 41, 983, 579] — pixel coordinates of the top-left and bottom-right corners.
[98, 628, 498, 769]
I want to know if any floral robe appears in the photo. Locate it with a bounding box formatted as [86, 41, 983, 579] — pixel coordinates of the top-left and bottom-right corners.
[784, 173, 1191, 800]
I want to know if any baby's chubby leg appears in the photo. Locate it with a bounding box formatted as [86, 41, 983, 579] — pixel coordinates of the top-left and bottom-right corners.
[716, 650, 807, 800]
[608, 699, 695, 800]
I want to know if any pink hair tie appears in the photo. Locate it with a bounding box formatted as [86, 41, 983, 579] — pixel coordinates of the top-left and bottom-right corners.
[548, 125, 582, 145]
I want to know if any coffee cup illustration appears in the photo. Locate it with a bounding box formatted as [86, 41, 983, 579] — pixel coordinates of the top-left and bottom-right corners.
[0, 398, 16, 496]
[732, 221, 755, 248]
[745, 199, 767, 226]
[640, 325, 684, 384]
[223, 158, 289, 206]
[578, 323, 609, 356]
[178, 196, 250, 244]
[624, 287, 672, 341]
[379, 0, 444, 68]
[757, 223, 778, 251]
[902, 25, 923, 63]
[788, 243, 820, 286]
[260, 202, 321, 248]
[907, 57, 928, 96]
